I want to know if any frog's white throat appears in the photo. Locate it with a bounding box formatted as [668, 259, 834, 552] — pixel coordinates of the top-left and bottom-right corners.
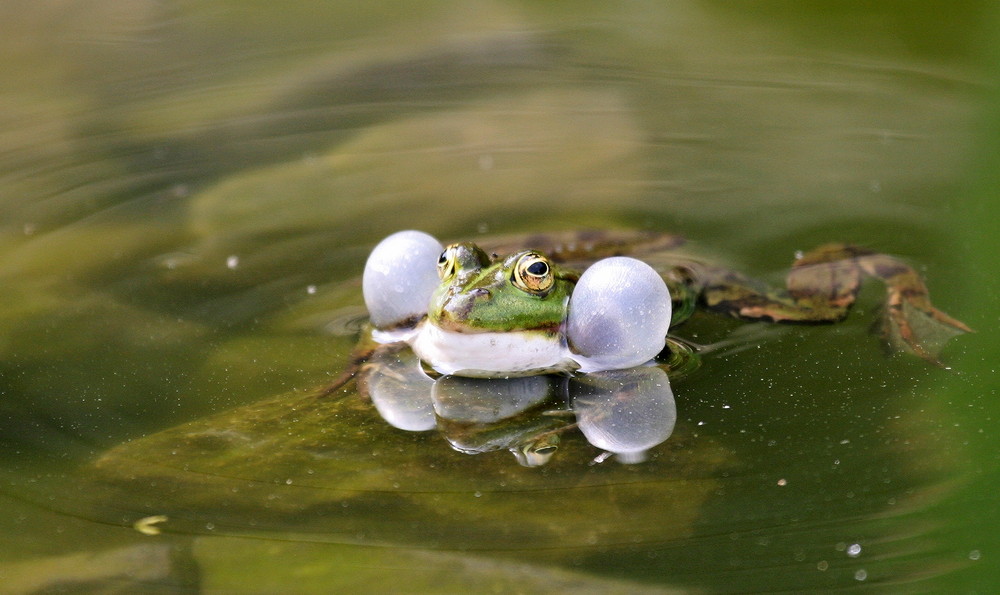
[409, 321, 575, 378]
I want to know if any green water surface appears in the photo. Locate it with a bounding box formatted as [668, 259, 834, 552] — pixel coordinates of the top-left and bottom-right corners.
[1, 2, 997, 592]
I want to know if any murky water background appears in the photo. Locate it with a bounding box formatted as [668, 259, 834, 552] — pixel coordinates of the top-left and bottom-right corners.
[2, 2, 998, 592]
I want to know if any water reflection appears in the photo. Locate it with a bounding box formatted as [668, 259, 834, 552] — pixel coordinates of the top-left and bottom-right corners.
[363, 346, 677, 466]
[572, 368, 677, 465]
[434, 375, 566, 467]
[363, 344, 437, 432]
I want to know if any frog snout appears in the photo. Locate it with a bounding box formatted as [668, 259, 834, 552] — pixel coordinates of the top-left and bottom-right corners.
[441, 288, 491, 320]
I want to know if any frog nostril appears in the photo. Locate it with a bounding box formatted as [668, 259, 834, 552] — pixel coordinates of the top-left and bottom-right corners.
[469, 288, 490, 300]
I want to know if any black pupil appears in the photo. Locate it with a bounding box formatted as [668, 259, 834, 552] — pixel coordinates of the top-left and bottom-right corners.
[526, 261, 548, 276]
[438, 251, 448, 265]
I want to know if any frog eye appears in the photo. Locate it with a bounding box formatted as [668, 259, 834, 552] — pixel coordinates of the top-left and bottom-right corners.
[512, 253, 554, 294]
[437, 245, 458, 279]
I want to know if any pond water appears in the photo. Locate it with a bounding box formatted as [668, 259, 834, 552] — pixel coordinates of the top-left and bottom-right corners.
[2, 2, 998, 592]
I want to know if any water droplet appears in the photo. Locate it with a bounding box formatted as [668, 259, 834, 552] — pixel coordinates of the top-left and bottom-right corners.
[307, 285, 317, 295]
[854, 569, 867, 581]
[847, 543, 862, 557]
[226, 255, 239, 270]
[969, 549, 981, 561]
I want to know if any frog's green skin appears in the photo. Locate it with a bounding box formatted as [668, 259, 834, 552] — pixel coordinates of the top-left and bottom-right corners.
[337, 229, 970, 394]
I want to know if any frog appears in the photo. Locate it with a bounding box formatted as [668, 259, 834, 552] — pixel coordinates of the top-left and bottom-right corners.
[79, 231, 971, 555]
[351, 229, 970, 384]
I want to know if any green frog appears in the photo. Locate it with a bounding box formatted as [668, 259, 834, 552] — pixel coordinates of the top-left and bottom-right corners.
[355, 229, 970, 382]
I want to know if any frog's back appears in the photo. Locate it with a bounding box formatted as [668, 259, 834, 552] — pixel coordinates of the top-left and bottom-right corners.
[473, 229, 687, 269]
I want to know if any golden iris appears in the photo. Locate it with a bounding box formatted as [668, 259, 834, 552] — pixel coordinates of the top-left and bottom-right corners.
[513, 253, 554, 294]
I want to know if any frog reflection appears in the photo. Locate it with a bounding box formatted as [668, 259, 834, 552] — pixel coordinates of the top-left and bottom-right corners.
[571, 367, 677, 465]
[360, 346, 677, 466]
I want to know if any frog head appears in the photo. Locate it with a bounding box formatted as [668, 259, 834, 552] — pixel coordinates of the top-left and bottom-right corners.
[427, 242, 579, 334]
[406, 243, 581, 376]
